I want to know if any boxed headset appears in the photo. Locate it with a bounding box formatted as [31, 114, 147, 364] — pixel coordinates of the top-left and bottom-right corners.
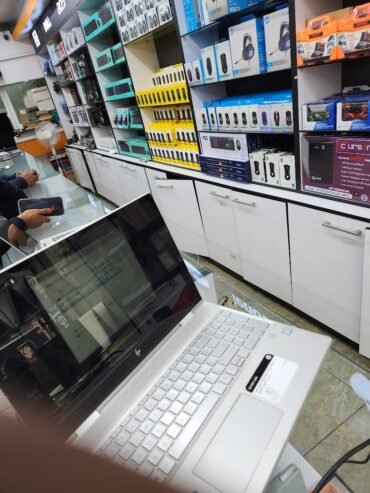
[337, 4, 370, 57]
[279, 153, 296, 189]
[158, 0, 172, 25]
[200, 132, 249, 160]
[192, 59, 204, 83]
[215, 40, 233, 81]
[201, 45, 219, 82]
[146, 8, 160, 30]
[263, 5, 291, 72]
[229, 15, 267, 78]
[301, 134, 370, 204]
[336, 86, 370, 131]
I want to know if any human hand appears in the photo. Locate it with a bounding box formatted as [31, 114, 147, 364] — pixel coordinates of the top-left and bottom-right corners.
[19, 169, 39, 187]
[19, 209, 52, 229]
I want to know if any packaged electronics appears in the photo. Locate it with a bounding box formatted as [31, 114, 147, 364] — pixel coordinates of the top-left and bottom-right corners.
[71, 53, 93, 80]
[201, 0, 262, 24]
[158, 0, 172, 25]
[182, 0, 201, 33]
[199, 155, 251, 183]
[82, 2, 114, 41]
[296, 14, 337, 66]
[113, 107, 130, 128]
[82, 78, 102, 104]
[62, 27, 85, 55]
[118, 137, 150, 159]
[302, 95, 340, 131]
[87, 106, 110, 127]
[200, 132, 249, 160]
[263, 5, 291, 72]
[192, 59, 204, 83]
[201, 45, 219, 82]
[229, 15, 267, 78]
[265, 150, 281, 185]
[215, 40, 233, 81]
[250, 149, 268, 182]
[301, 134, 370, 204]
[337, 4, 370, 57]
[336, 86, 370, 131]
[279, 152, 296, 189]
[95, 47, 114, 71]
[184, 62, 196, 86]
[104, 78, 135, 100]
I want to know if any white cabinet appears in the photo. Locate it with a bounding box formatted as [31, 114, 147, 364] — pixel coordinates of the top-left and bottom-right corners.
[93, 154, 122, 205]
[196, 181, 241, 273]
[289, 204, 370, 342]
[66, 148, 93, 191]
[232, 192, 292, 304]
[146, 169, 207, 256]
[116, 162, 150, 204]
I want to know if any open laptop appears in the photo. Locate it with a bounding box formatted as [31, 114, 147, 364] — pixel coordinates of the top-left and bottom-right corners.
[0, 194, 331, 493]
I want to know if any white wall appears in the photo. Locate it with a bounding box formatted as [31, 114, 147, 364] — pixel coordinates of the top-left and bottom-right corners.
[0, 31, 43, 85]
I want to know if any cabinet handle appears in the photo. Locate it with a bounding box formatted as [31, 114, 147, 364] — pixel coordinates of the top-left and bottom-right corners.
[232, 198, 256, 207]
[321, 221, 362, 236]
[210, 191, 230, 200]
[157, 183, 174, 189]
[127, 167, 137, 173]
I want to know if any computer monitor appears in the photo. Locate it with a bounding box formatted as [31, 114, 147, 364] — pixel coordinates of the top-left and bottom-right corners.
[0, 113, 16, 151]
[0, 195, 200, 434]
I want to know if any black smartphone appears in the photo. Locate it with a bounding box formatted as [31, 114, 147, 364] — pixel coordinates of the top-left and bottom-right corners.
[18, 197, 64, 216]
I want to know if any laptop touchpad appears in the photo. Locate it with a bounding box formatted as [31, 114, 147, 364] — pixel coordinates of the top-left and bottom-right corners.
[193, 394, 283, 493]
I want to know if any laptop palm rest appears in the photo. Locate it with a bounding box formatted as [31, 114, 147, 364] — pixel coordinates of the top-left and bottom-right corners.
[193, 394, 283, 493]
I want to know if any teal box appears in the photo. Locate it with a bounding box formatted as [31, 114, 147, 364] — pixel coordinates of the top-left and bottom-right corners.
[83, 13, 102, 41]
[112, 43, 125, 64]
[104, 78, 135, 100]
[96, 47, 114, 71]
[129, 138, 150, 159]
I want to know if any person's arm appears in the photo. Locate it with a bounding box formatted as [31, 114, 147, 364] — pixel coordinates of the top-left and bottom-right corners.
[1, 170, 38, 190]
[0, 417, 181, 493]
[0, 180, 26, 219]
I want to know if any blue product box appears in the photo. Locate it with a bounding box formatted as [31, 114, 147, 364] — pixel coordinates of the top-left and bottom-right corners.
[337, 90, 370, 131]
[302, 95, 340, 131]
[204, 0, 264, 24]
[229, 15, 267, 78]
[183, 0, 201, 33]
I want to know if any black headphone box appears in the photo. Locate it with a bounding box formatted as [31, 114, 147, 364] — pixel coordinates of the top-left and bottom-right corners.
[228, 17, 267, 77]
[263, 7, 291, 72]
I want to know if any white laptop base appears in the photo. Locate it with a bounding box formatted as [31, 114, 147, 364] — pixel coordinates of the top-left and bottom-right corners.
[74, 301, 330, 493]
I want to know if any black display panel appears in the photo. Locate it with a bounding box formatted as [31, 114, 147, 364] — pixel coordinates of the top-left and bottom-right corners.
[0, 195, 200, 435]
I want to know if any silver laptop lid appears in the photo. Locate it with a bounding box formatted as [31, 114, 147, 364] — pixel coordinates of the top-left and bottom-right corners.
[0, 195, 201, 436]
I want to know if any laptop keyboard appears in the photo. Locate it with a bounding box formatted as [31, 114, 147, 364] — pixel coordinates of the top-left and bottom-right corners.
[98, 310, 270, 483]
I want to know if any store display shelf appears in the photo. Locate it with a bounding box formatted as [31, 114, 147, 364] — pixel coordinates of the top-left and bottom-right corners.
[68, 44, 88, 58]
[86, 18, 116, 42]
[84, 100, 105, 105]
[198, 129, 294, 135]
[123, 20, 176, 47]
[189, 68, 292, 89]
[96, 59, 125, 73]
[181, 0, 286, 37]
[298, 50, 370, 70]
[299, 129, 370, 134]
[138, 100, 190, 108]
[54, 55, 69, 67]
[75, 73, 95, 82]
[105, 94, 136, 102]
[112, 125, 144, 130]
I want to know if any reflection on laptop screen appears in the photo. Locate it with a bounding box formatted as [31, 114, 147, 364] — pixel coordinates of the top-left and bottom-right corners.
[0, 195, 201, 435]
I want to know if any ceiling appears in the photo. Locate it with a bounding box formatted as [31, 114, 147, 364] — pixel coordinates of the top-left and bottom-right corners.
[0, 0, 53, 35]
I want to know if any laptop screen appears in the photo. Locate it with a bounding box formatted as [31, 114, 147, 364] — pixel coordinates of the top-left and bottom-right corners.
[0, 195, 201, 435]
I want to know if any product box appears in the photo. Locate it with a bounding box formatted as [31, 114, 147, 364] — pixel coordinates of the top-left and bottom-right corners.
[265, 151, 281, 185]
[158, 0, 172, 25]
[279, 153, 296, 189]
[215, 40, 233, 81]
[229, 15, 267, 78]
[336, 88, 370, 131]
[192, 59, 204, 83]
[337, 4, 370, 58]
[200, 132, 249, 160]
[259, 103, 272, 131]
[201, 45, 219, 82]
[263, 6, 291, 73]
[182, 0, 201, 33]
[146, 8, 160, 31]
[250, 149, 267, 182]
[301, 135, 370, 204]
[207, 104, 219, 129]
[199, 155, 251, 183]
[203, 0, 263, 24]
[267, 90, 293, 131]
[296, 15, 337, 65]
[302, 95, 340, 131]
[184, 62, 195, 85]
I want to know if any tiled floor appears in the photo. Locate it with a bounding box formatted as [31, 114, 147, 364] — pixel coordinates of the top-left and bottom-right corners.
[188, 254, 370, 493]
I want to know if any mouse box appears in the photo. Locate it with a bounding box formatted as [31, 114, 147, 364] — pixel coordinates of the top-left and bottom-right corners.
[279, 153, 296, 188]
[184, 62, 196, 85]
[201, 45, 219, 82]
[265, 151, 281, 185]
[215, 40, 233, 81]
[192, 59, 204, 84]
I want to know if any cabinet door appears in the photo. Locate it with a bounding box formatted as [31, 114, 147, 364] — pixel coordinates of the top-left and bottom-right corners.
[232, 192, 292, 304]
[94, 155, 122, 205]
[154, 179, 208, 256]
[196, 181, 241, 273]
[146, 168, 167, 216]
[116, 162, 150, 204]
[83, 151, 99, 191]
[66, 148, 83, 185]
[289, 204, 369, 342]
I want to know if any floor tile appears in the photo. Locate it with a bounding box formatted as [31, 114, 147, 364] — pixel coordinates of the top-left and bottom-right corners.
[323, 349, 370, 388]
[289, 369, 364, 456]
[305, 406, 370, 493]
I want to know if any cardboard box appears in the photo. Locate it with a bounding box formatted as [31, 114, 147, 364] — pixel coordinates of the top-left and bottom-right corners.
[263, 6, 291, 72]
[201, 45, 218, 82]
[215, 40, 233, 81]
[279, 153, 296, 189]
